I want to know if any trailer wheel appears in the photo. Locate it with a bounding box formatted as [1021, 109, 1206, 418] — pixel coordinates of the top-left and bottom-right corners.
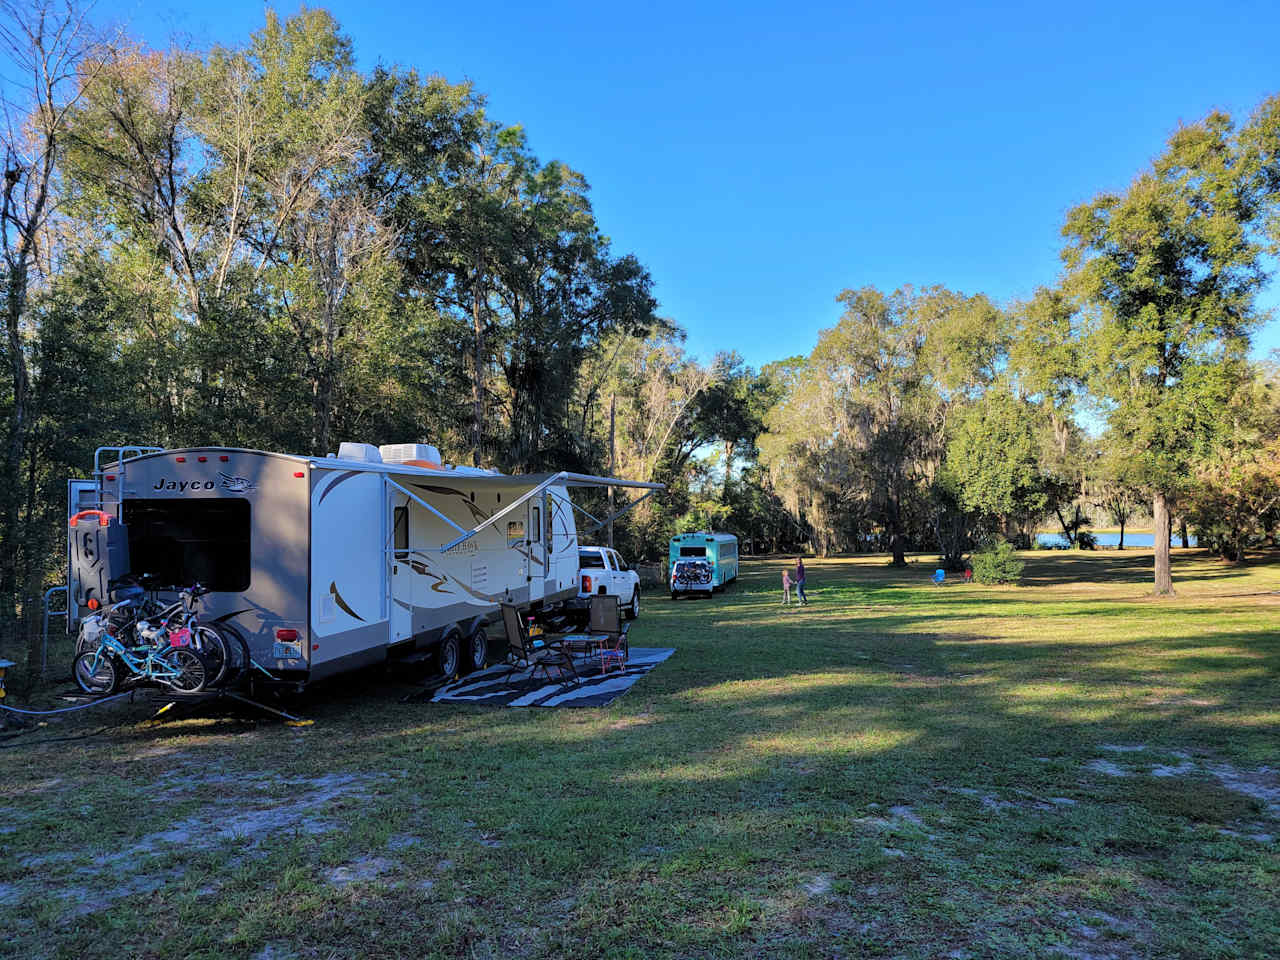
[212, 623, 251, 689]
[465, 628, 489, 673]
[437, 630, 462, 680]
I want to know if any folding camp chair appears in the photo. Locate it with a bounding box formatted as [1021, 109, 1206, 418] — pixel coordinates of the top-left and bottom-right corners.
[587, 595, 630, 674]
[499, 604, 578, 685]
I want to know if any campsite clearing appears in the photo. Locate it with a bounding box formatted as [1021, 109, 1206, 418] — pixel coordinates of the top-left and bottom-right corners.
[3, 550, 1278, 959]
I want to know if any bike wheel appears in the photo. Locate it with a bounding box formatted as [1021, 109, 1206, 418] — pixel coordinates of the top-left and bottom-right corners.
[159, 647, 209, 693]
[73, 650, 119, 696]
[190, 625, 230, 687]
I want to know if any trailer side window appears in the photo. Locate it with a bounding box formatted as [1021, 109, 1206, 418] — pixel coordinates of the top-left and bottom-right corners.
[531, 507, 541, 543]
[393, 506, 408, 560]
[507, 520, 524, 547]
[123, 498, 251, 592]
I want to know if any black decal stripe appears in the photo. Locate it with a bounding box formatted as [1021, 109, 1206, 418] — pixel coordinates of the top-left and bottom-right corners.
[329, 581, 365, 622]
[318, 471, 361, 505]
[408, 483, 496, 527]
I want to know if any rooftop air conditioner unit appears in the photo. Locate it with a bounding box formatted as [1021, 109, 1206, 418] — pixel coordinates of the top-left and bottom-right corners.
[379, 443, 442, 468]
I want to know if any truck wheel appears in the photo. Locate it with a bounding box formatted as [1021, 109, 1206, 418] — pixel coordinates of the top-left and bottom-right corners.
[437, 631, 461, 680]
[465, 628, 488, 673]
[625, 589, 639, 621]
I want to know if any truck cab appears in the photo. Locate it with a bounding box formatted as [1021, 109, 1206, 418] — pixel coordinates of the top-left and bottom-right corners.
[573, 546, 640, 620]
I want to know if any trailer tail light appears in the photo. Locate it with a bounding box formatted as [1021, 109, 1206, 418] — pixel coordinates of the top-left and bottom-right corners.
[87, 598, 100, 611]
[176, 456, 185, 462]
[104, 474, 116, 481]
[220, 456, 229, 462]
[294, 471, 304, 478]
[275, 629, 298, 641]
[197, 456, 207, 462]
[582, 575, 592, 593]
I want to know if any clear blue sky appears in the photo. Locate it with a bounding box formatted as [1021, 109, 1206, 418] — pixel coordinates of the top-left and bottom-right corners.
[121, 0, 1280, 368]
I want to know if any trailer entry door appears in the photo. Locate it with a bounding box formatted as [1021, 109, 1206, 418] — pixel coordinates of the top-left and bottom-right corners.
[122, 498, 251, 591]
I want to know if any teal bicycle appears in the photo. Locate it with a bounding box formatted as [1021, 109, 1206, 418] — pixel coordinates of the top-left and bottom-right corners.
[73, 618, 211, 696]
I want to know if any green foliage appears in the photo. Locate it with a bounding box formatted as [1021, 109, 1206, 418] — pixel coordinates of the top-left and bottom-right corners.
[1061, 97, 1280, 590]
[758, 285, 1009, 561]
[941, 391, 1062, 530]
[969, 539, 1025, 584]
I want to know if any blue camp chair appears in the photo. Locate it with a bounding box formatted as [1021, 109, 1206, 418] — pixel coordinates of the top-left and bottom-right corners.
[932, 569, 946, 586]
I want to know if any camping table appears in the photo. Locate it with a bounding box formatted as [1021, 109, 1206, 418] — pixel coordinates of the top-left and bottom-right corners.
[560, 633, 611, 665]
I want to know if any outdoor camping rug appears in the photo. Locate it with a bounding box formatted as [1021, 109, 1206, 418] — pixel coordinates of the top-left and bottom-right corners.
[431, 647, 676, 708]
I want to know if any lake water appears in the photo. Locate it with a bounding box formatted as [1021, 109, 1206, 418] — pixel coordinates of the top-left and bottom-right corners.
[1035, 532, 1197, 549]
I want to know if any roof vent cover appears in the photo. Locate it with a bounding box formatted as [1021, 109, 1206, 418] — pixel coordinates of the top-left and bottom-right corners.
[337, 442, 383, 463]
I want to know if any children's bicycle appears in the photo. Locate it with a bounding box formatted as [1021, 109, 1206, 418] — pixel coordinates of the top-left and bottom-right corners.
[74, 626, 212, 695]
[73, 579, 249, 693]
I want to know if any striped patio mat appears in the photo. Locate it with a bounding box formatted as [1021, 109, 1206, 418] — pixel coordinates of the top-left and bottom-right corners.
[431, 647, 676, 708]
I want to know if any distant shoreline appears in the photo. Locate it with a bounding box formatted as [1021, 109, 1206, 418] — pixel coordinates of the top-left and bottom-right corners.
[1037, 526, 1153, 535]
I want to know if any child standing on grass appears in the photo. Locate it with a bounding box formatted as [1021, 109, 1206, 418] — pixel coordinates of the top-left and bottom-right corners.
[795, 557, 808, 605]
[781, 568, 792, 605]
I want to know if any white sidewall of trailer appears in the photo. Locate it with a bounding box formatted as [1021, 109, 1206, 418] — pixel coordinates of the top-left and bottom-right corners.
[311, 471, 388, 663]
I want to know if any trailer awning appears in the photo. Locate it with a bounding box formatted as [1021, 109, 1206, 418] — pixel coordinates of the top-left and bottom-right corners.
[432, 471, 664, 552]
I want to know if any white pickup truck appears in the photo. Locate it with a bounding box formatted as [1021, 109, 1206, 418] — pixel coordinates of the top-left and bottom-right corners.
[571, 545, 640, 620]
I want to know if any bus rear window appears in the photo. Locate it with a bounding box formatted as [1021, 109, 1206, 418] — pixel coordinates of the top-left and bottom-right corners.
[679, 546, 707, 557]
[123, 498, 251, 592]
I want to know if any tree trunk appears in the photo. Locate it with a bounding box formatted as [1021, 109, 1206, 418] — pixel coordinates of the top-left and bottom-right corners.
[1179, 519, 1189, 549]
[1152, 492, 1173, 595]
[470, 270, 486, 466]
[722, 440, 735, 502]
[1118, 518, 1125, 551]
[1054, 507, 1076, 547]
[607, 393, 616, 549]
[1, 274, 32, 636]
[888, 498, 906, 566]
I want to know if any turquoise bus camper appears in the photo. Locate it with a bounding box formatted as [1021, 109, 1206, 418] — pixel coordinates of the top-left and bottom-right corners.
[668, 531, 738, 598]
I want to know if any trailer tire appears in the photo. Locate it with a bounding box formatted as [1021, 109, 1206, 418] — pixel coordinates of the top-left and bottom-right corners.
[437, 630, 462, 681]
[212, 623, 251, 688]
[465, 628, 489, 674]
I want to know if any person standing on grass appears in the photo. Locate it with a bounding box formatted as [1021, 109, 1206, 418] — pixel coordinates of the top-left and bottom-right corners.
[782, 568, 792, 605]
[795, 557, 808, 605]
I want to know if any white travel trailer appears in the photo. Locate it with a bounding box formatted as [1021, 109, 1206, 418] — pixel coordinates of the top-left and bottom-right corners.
[71, 443, 662, 687]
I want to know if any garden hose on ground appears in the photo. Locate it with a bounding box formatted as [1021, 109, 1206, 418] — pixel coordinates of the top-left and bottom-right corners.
[0, 690, 133, 716]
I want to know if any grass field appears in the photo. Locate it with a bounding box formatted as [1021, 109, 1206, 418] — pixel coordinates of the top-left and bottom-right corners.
[3, 550, 1278, 959]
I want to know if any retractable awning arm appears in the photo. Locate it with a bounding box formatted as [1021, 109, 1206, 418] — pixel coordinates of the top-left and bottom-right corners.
[583, 488, 659, 534]
[385, 477, 470, 537]
[437, 471, 665, 553]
